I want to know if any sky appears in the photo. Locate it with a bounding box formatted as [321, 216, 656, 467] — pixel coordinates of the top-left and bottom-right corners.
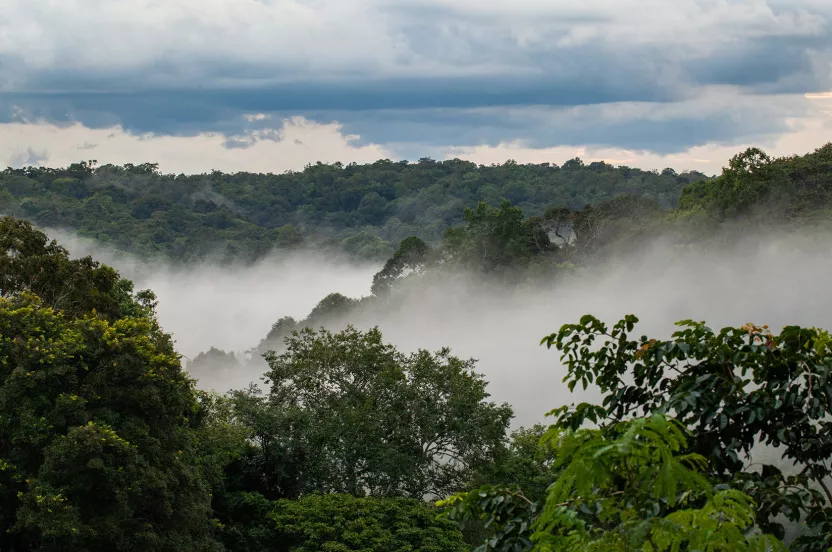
[1, 0, 832, 175]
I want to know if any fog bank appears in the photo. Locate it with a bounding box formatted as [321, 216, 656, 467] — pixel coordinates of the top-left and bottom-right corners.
[53, 228, 832, 428]
[44, 229, 377, 358]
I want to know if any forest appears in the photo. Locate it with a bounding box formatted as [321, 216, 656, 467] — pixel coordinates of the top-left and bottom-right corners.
[0, 157, 701, 263]
[1, 142, 832, 551]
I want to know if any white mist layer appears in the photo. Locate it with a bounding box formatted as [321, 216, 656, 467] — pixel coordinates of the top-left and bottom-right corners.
[51, 228, 832, 429]
[287, 233, 832, 427]
[50, 227, 829, 541]
[43, 229, 378, 358]
[138, 257, 377, 358]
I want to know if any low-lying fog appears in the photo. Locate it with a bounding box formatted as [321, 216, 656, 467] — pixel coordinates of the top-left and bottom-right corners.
[52, 228, 829, 542]
[53, 229, 832, 429]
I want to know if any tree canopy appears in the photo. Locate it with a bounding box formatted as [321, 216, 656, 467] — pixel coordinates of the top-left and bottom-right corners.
[442, 313, 832, 551]
[0, 158, 695, 263]
[232, 326, 512, 501]
[0, 218, 219, 551]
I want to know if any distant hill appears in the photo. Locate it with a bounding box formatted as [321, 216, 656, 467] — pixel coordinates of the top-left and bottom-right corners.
[0, 158, 703, 264]
[678, 143, 832, 221]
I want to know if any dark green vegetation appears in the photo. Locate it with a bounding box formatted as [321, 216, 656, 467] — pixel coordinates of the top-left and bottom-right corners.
[443, 316, 832, 551]
[4, 143, 832, 550]
[0, 158, 698, 263]
[201, 142, 832, 362]
[7, 216, 831, 551]
[0, 218, 502, 551]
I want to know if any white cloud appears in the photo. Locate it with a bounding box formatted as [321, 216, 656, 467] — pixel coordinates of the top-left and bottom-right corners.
[1, 0, 830, 168]
[442, 105, 832, 175]
[2, 93, 830, 175]
[0, 116, 392, 173]
[1, 0, 829, 89]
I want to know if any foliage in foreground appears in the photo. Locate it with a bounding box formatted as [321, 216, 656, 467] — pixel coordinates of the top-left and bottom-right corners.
[441, 414, 785, 551]
[441, 312, 832, 551]
[270, 493, 467, 552]
[544, 315, 832, 550]
[0, 295, 217, 551]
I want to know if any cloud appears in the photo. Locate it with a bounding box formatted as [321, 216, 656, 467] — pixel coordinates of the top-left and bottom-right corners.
[0, 0, 830, 164]
[0, 117, 392, 173]
[442, 120, 832, 177]
[9, 146, 49, 167]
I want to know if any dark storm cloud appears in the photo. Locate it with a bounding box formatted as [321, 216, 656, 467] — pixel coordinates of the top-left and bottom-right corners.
[1, 0, 829, 154]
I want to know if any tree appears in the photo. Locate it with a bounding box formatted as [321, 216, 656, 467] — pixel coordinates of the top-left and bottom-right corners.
[241, 325, 512, 500]
[371, 236, 432, 296]
[0, 293, 218, 551]
[0, 219, 221, 550]
[441, 200, 555, 275]
[541, 206, 574, 246]
[271, 493, 466, 552]
[276, 224, 304, 249]
[191, 392, 273, 552]
[469, 425, 556, 506]
[568, 195, 662, 260]
[0, 216, 141, 321]
[542, 314, 832, 550]
[440, 414, 786, 551]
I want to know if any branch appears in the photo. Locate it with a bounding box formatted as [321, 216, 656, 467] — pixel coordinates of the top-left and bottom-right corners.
[816, 476, 832, 506]
[551, 490, 625, 509]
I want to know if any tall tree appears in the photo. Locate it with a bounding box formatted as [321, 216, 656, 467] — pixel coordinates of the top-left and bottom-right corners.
[542, 314, 832, 550]
[0, 216, 142, 321]
[0, 217, 219, 551]
[237, 326, 513, 500]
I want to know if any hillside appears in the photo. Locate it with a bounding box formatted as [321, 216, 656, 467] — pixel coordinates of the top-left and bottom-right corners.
[183, 141, 832, 379]
[0, 158, 701, 264]
[677, 143, 832, 221]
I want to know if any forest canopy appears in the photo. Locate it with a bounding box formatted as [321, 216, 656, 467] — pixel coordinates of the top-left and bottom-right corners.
[4, 143, 832, 550]
[0, 157, 699, 263]
[5, 217, 832, 550]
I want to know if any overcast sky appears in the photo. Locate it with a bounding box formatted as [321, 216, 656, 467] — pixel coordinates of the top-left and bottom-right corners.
[1, 0, 831, 175]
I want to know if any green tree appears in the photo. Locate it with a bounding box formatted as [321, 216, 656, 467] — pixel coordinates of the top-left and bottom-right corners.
[276, 224, 304, 249]
[370, 236, 432, 296]
[542, 314, 832, 550]
[440, 415, 785, 551]
[241, 325, 512, 500]
[0, 293, 218, 551]
[0, 219, 220, 550]
[271, 493, 466, 552]
[441, 200, 555, 275]
[0, 216, 141, 321]
[471, 425, 556, 505]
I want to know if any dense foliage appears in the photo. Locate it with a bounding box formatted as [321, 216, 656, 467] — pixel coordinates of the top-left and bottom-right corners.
[678, 144, 832, 220]
[5, 142, 832, 551]
[441, 313, 832, 551]
[0, 158, 695, 263]
[0, 220, 219, 551]
[442, 414, 785, 551]
[231, 326, 512, 501]
[543, 315, 832, 550]
[270, 493, 467, 552]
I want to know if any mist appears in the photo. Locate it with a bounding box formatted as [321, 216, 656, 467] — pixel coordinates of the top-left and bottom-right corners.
[47, 225, 832, 541]
[41, 229, 378, 358]
[332, 231, 832, 427]
[50, 227, 832, 429]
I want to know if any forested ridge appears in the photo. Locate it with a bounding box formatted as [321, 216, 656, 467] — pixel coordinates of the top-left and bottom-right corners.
[0, 157, 701, 263]
[2, 143, 832, 551]
[191, 143, 832, 365]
